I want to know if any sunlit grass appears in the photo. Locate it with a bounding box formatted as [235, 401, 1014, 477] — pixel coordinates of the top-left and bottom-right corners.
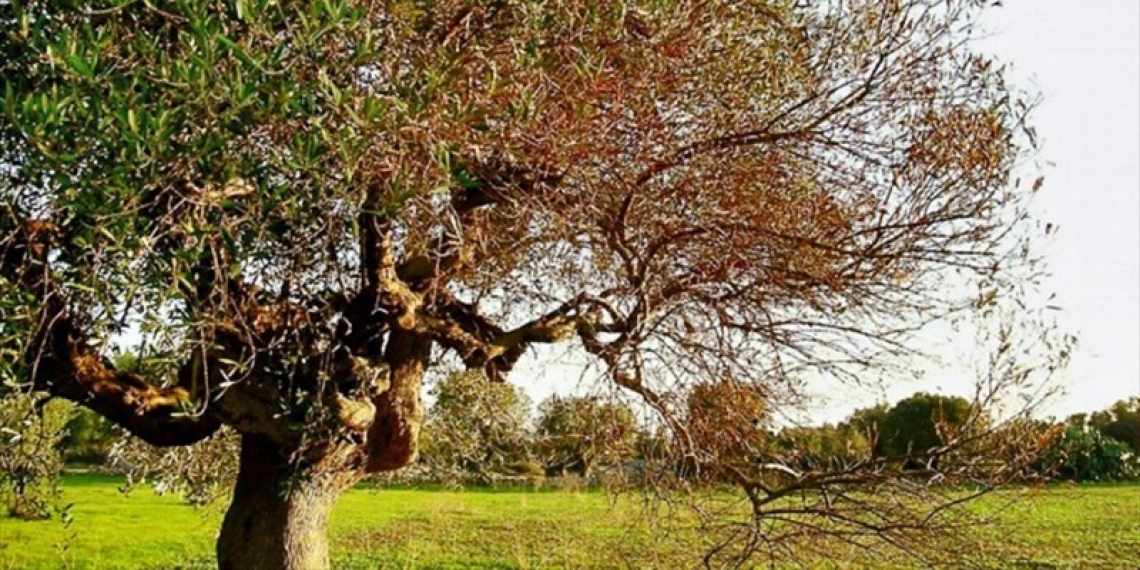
[1, 475, 1136, 569]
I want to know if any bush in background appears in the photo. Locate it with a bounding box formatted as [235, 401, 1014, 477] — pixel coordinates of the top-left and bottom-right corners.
[0, 395, 71, 520]
[61, 408, 120, 466]
[1036, 425, 1137, 482]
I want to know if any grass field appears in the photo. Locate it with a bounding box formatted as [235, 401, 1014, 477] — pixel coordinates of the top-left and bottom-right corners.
[1, 475, 1137, 569]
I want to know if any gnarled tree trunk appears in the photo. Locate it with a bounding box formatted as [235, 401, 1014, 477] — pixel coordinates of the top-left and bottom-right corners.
[215, 330, 430, 570]
[216, 434, 361, 570]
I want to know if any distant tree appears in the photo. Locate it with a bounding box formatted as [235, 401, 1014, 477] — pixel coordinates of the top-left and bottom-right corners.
[775, 423, 873, 470]
[1037, 426, 1137, 482]
[419, 372, 533, 483]
[534, 396, 638, 478]
[0, 396, 71, 520]
[1089, 398, 1140, 456]
[1065, 413, 1089, 430]
[61, 407, 120, 466]
[843, 403, 891, 455]
[879, 393, 976, 464]
[634, 426, 674, 464]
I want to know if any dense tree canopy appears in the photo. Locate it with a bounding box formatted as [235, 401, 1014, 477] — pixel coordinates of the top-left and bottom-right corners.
[684, 380, 770, 477]
[1038, 425, 1137, 483]
[1, 0, 1060, 568]
[878, 392, 976, 460]
[1090, 398, 1140, 455]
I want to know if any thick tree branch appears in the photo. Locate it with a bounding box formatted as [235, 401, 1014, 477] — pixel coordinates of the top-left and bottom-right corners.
[406, 292, 629, 381]
[350, 158, 567, 364]
[345, 180, 421, 355]
[1, 216, 221, 446]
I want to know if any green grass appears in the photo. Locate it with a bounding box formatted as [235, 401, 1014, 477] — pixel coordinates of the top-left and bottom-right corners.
[0, 475, 220, 570]
[1, 476, 1137, 569]
[971, 484, 1140, 569]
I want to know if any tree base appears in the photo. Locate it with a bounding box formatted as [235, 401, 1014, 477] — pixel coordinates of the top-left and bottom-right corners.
[216, 435, 360, 570]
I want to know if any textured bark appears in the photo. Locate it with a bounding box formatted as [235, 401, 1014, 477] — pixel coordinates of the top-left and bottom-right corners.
[365, 329, 431, 472]
[216, 434, 360, 570]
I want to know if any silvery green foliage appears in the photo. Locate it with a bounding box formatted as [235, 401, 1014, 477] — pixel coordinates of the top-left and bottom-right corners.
[417, 371, 535, 485]
[110, 428, 240, 507]
[0, 395, 70, 520]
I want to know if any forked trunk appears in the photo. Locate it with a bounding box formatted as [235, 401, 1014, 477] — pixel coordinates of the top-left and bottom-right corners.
[216, 434, 360, 570]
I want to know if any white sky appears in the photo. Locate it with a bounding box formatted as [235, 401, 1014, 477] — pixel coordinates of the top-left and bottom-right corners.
[974, 1, 1140, 418]
[516, 1, 1140, 423]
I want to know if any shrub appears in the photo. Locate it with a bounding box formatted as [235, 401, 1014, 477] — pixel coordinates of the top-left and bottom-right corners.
[1037, 426, 1137, 482]
[0, 396, 71, 520]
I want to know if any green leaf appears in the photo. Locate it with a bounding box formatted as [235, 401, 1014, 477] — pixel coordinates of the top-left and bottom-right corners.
[65, 54, 92, 77]
[454, 169, 481, 190]
[216, 35, 258, 70]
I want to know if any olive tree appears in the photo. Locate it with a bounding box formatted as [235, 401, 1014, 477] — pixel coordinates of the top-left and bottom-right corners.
[110, 427, 241, 506]
[878, 392, 976, 461]
[0, 395, 71, 520]
[418, 370, 533, 483]
[1090, 398, 1140, 456]
[534, 395, 637, 478]
[1, 0, 1061, 568]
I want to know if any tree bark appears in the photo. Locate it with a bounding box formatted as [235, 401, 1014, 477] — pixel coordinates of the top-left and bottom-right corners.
[216, 434, 360, 570]
[365, 330, 431, 472]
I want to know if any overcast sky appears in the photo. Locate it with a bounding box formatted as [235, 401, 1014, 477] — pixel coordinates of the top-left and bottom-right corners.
[518, 1, 1140, 422]
[974, 1, 1139, 417]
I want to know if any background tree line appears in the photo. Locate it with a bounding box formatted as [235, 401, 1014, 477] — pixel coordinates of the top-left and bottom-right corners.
[4, 376, 1136, 520]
